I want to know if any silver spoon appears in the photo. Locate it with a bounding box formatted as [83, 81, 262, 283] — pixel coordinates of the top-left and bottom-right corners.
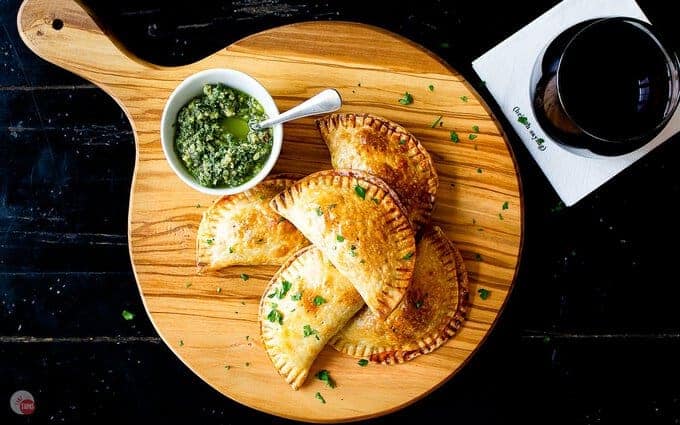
[249, 89, 342, 131]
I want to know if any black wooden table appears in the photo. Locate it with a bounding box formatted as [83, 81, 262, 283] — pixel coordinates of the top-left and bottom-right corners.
[2, 1, 680, 423]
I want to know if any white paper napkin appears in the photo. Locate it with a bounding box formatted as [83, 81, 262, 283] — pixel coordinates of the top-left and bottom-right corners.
[472, 0, 680, 206]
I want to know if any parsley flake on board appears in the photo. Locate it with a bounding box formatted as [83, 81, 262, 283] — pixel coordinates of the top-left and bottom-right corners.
[313, 295, 327, 306]
[468, 133, 477, 140]
[472, 125, 480, 133]
[402, 252, 414, 260]
[315, 206, 324, 216]
[502, 201, 509, 210]
[518, 116, 529, 125]
[371, 197, 380, 204]
[179, 340, 184, 346]
[398, 92, 414, 105]
[354, 185, 366, 199]
[477, 288, 491, 300]
[430, 115, 443, 128]
[315, 392, 326, 404]
[460, 95, 469, 102]
[450, 131, 459, 143]
[291, 292, 302, 301]
[228, 246, 234, 253]
[428, 84, 435, 92]
[316, 370, 336, 388]
[206, 238, 214, 245]
[358, 359, 369, 367]
[477, 168, 483, 174]
[216, 287, 222, 293]
[240, 273, 249, 281]
[121, 310, 135, 321]
[336, 235, 345, 242]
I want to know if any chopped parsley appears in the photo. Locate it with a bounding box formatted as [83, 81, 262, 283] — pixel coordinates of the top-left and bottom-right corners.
[460, 95, 469, 102]
[315, 392, 326, 404]
[304, 325, 320, 340]
[121, 310, 135, 321]
[336, 235, 345, 242]
[349, 245, 358, 257]
[267, 305, 283, 324]
[195, 203, 201, 208]
[185, 282, 192, 288]
[371, 197, 380, 204]
[358, 359, 369, 367]
[228, 246, 234, 253]
[402, 252, 414, 260]
[428, 84, 435, 92]
[206, 238, 214, 245]
[179, 340, 184, 346]
[450, 131, 459, 143]
[268, 280, 292, 299]
[313, 295, 327, 306]
[472, 125, 480, 133]
[225, 365, 231, 370]
[291, 292, 302, 301]
[398, 92, 414, 105]
[399, 137, 407, 145]
[240, 273, 249, 281]
[315, 206, 324, 216]
[477, 168, 483, 174]
[551, 201, 565, 213]
[518, 116, 529, 125]
[430, 115, 443, 128]
[498, 213, 504, 221]
[259, 194, 266, 200]
[354, 185, 366, 199]
[316, 370, 336, 388]
[216, 287, 222, 293]
[414, 299, 423, 309]
[468, 133, 478, 140]
[477, 288, 491, 300]
[502, 201, 509, 210]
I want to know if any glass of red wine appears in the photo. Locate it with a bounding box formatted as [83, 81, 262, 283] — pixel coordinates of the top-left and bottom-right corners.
[531, 17, 680, 156]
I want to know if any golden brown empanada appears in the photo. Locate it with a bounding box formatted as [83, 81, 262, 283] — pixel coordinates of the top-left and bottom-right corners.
[330, 225, 470, 364]
[270, 169, 416, 319]
[196, 174, 308, 272]
[259, 245, 364, 390]
[316, 113, 439, 232]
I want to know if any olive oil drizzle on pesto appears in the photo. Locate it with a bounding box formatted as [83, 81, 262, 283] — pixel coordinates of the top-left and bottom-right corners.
[174, 83, 272, 188]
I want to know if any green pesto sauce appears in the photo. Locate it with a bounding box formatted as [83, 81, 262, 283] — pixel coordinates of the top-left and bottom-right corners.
[174, 83, 273, 188]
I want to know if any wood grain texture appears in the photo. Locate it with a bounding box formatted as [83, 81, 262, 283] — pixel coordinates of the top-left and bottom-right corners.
[17, 0, 523, 422]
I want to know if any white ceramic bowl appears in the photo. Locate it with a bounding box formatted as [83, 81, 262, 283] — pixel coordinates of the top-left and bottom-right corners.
[160, 68, 282, 195]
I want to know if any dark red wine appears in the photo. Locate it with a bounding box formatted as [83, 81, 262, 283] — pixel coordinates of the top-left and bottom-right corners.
[559, 19, 675, 143]
[531, 17, 680, 156]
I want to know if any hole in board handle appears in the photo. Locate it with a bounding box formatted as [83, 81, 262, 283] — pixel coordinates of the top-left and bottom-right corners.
[52, 19, 63, 30]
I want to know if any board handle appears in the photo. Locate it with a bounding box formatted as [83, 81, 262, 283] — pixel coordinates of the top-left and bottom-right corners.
[17, 0, 161, 88]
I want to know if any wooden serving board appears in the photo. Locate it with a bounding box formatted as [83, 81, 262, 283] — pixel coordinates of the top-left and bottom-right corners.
[18, 0, 523, 422]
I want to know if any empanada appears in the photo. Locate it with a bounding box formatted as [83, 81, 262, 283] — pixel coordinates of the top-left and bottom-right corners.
[196, 174, 309, 272]
[330, 226, 470, 364]
[270, 169, 416, 319]
[259, 245, 364, 389]
[316, 113, 439, 232]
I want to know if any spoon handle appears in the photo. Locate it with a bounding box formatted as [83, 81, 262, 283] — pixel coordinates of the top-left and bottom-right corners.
[251, 89, 342, 130]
